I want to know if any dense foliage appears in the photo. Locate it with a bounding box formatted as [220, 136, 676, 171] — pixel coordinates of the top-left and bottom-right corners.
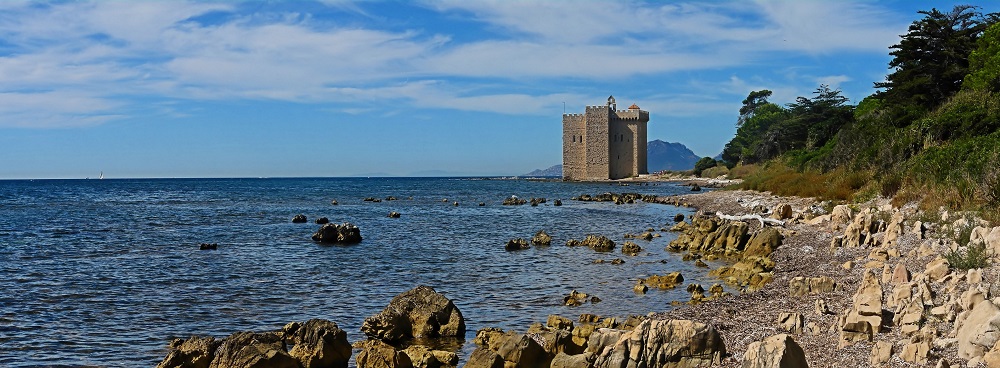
[722, 5, 1000, 216]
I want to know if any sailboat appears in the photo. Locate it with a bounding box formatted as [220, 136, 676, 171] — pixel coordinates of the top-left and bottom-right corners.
[99, 171, 104, 180]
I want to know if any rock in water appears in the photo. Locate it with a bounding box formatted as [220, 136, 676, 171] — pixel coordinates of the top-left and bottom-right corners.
[505, 238, 530, 251]
[388, 212, 401, 218]
[743, 334, 809, 368]
[360, 285, 465, 342]
[531, 231, 552, 246]
[621, 241, 642, 255]
[581, 235, 615, 252]
[311, 222, 362, 244]
[315, 217, 330, 224]
[284, 319, 352, 368]
[209, 331, 299, 368]
[157, 336, 220, 368]
[292, 214, 308, 223]
[355, 339, 413, 368]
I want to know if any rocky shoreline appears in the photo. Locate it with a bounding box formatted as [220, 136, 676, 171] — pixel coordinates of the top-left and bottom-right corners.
[160, 185, 1000, 367]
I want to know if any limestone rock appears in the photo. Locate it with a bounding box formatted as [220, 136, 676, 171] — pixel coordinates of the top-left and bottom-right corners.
[547, 315, 574, 331]
[621, 241, 642, 255]
[744, 227, 783, 257]
[839, 271, 883, 346]
[773, 204, 793, 220]
[361, 285, 465, 342]
[209, 331, 298, 368]
[641, 272, 684, 289]
[474, 328, 513, 352]
[870, 341, 892, 366]
[505, 238, 530, 251]
[591, 319, 726, 368]
[355, 340, 413, 368]
[957, 300, 1000, 360]
[789, 276, 836, 297]
[285, 319, 352, 368]
[311, 222, 363, 244]
[402, 345, 456, 368]
[900, 338, 930, 364]
[778, 313, 804, 334]
[830, 205, 853, 230]
[551, 352, 593, 368]
[497, 334, 550, 368]
[891, 264, 910, 285]
[925, 257, 950, 281]
[581, 235, 615, 252]
[463, 347, 504, 368]
[531, 231, 552, 246]
[158, 336, 220, 368]
[742, 334, 808, 368]
[564, 290, 589, 306]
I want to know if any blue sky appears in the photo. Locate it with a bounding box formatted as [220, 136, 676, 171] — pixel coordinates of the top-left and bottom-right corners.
[0, 0, 991, 178]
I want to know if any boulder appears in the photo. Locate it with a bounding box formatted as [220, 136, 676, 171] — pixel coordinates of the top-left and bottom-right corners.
[551, 352, 593, 368]
[564, 290, 589, 306]
[830, 205, 853, 230]
[870, 341, 892, 366]
[772, 204, 793, 220]
[581, 235, 615, 252]
[554, 199, 563, 206]
[531, 231, 553, 246]
[621, 241, 642, 255]
[957, 300, 1000, 360]
[641, 272, 684, 289]
[209, 331, 299, 368]
[316, 217, 330, 224]
[311, 222, 363, 244]
[464, 347, 504, 368]
[355, 340, 413, 368]
[591, 319, 725, 368]
[496, 334, 550, 368]
[839, 271, 883, 347]
[502, 196, 527, 205]
[925, 257, 950, 281]
[402, 345, 457, 368]
[674, 213, 686, 222]
[743, 228, 782, 257]
[788, 276, 836, 297]
[777, 313, 804, 335]
[742, 334, 808, 368]
[506, 238, 530, 251]
[474, 328, 513, 352]
[199, 243, 218, 250]
[361, 285, 465, 342]
[158, 336, 220, 368]
[293, 214, 308, 223]
[547, 315, 574, 331]
[284, 319, 352, 368]
[388, 212, 401, 218]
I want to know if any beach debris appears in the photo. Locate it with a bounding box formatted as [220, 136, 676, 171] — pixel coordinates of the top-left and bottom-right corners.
[715, 211, 785, 227]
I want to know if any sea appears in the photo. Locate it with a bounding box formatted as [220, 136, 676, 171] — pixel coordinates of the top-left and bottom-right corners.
[0, 177, 719, 367]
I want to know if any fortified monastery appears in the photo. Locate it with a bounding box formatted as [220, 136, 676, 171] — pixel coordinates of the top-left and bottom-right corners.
[562, 96, 650, 180]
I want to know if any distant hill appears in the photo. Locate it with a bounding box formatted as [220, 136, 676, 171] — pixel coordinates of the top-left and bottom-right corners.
[525, 140, 702, 176]
[648, 140, 700, 172]
[523, 164, 562, 177]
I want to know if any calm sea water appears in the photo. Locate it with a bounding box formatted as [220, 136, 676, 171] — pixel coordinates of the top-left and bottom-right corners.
[0, 177, 717, 367]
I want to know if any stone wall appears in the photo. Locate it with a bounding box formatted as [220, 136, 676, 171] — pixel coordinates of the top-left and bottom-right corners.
[584, 106, 610, 180]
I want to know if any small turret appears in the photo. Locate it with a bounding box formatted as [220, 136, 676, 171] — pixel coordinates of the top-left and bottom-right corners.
[607, 95, 616, 110]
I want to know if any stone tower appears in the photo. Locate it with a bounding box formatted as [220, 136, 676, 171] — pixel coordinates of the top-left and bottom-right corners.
[562, 95, 649, 180]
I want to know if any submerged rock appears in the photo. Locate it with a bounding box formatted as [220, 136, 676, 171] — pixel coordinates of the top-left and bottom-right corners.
[292, 214, 308, 223]
[532, 231, 553, 246]
[315, 217, 330, 224]
[581, 235, 615, 252]
[199, 243, 218, 250]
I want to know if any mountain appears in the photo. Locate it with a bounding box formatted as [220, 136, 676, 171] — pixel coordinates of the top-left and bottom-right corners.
[523, 164, 562, 177]
[647, 140, 700, 172]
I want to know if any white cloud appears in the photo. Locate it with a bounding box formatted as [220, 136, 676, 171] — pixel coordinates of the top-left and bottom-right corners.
[0, 0, 909, 128]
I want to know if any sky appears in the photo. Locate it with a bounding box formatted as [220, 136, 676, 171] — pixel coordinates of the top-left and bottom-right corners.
[0, 0, 992, 179]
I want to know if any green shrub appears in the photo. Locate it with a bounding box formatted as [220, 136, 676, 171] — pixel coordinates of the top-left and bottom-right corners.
[693, 157, 717, 177]
[945, 242, 991, 270]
